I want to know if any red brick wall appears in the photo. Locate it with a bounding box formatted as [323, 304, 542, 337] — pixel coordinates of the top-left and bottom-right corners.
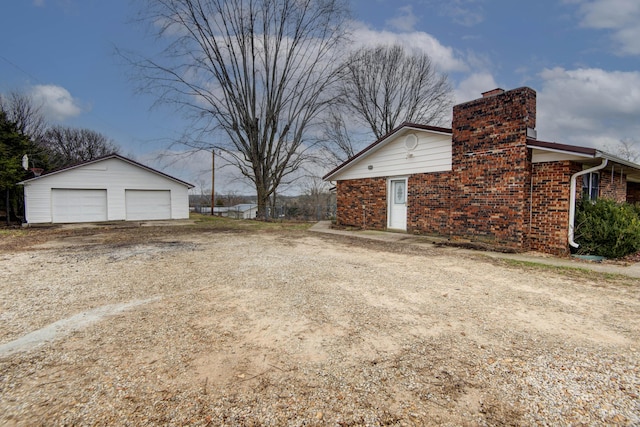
[332, 87, 636, 256]
[407, 172, 453, 235]
[336, 178, 386, 229]
[529, 161, 581, 256]
[599, 168, 627, 202]
[449, 87, 536, 248]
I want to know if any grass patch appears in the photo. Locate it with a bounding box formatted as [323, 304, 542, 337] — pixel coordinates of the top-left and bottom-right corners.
[501, 258, 587, 273]
[0, 229, 28, 238]
[0, 216, 315, 252]
[190, 213, 314, 231]
[498, 258, 633, 283]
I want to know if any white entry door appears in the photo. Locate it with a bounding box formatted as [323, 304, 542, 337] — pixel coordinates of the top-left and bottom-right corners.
[388, 178, 407, 230]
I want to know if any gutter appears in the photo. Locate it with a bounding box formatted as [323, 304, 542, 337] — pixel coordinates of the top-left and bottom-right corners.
[568, 158, 608, 248]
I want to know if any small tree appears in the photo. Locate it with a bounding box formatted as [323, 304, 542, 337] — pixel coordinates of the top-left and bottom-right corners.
[0, 111, 34, 224]
[0, 91, 48, 144]
[574, 198, 640, 258]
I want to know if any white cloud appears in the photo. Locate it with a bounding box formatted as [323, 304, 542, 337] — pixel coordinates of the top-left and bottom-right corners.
[454, 72, 499, 104]
[573, 0, 640, 55]
[33, 0, 45, 6]
[385, 5, 419, 32]
[536, 67, 640, 150]
[29, 84, 83, 122]
[349, 21, 467, 73]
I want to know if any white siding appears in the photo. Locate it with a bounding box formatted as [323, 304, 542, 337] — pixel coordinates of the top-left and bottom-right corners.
[330, 129, 452, 181]
[22, 157, 191, 224]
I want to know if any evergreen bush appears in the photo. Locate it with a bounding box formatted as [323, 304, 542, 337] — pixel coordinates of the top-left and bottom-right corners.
[574, 198, 640, 258]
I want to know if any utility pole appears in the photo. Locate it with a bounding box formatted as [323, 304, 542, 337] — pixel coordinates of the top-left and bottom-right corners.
[211, 148, 216, 216]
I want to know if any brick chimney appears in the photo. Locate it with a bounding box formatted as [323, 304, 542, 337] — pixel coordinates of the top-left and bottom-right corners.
[450, 87, 537, 248]
[481, 88, 505, 98]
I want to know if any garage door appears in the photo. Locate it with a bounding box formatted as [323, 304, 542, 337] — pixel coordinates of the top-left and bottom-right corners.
[125, 190, 171, 220]
[51, 189, 108, 223]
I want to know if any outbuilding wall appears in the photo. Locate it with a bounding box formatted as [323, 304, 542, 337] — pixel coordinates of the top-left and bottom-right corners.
[23, 158, 190, 224]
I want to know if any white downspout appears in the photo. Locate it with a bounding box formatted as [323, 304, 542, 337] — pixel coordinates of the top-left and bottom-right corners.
[568, 158, 608, 248]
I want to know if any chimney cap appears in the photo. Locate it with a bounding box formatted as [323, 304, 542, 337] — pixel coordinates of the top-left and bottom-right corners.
[482, 88, 505, 98]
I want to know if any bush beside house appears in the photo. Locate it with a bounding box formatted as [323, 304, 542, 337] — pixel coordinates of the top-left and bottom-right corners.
[575, 198, 640, 258]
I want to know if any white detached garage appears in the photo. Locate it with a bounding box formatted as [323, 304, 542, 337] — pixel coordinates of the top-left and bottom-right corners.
[20, 154, 194, 224]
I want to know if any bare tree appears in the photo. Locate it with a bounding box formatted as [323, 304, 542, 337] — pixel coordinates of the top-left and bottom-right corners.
[608, 138, 640, 163]
[339, 44, 453, 139]
[0, 91, 47, 144]
[41, 126, 120, 169]
[222, 190, 248, 208]
[317, 107, 357, 168]
[131, 0, 350, 219]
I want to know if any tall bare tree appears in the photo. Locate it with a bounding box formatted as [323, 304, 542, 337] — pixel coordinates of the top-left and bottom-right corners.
[41, 126, 120, 169]
[132, 0, 350, 219]
[317, 107, 357, 168]
[339, 44, 453, 140]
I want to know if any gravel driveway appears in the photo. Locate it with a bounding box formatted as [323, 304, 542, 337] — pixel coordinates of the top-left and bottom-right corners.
[1, 224, 639, 426]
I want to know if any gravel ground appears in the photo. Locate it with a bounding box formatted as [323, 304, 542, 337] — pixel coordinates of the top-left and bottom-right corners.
[0, 224, 639, 426]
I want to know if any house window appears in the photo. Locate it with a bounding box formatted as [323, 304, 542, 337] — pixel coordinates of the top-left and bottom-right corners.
[582, 172, 599, 200]
[394, 181, 406, 204]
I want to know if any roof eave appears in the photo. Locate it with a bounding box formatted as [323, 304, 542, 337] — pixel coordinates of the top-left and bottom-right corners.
[323, 122, 452, 181]
[596, 151, 640, 171]
[18, 154, 195, 188]
[527, 139, 640, 172]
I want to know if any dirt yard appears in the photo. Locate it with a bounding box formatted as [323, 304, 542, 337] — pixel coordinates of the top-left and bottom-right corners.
[0, 223, 639, 426]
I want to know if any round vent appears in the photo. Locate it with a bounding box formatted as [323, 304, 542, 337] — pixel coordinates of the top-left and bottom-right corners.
[404, 133, 418, 151]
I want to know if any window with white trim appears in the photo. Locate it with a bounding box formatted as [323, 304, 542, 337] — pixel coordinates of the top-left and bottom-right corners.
[582, 172, 600, 200]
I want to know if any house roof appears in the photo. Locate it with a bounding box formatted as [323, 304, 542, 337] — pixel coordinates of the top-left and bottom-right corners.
[230, 203, 257, 212]
[526, 139, 597, 156]
[18, 153, 195, 188]
[323, 122, 451, 181]
[527, 138, 640, 181]
[323, 121, 640, 182]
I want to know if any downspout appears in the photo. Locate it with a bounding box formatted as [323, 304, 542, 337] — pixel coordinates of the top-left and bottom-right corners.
[568, 158, 608, 248]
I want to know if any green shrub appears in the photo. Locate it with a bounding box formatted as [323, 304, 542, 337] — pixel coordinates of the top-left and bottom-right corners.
[575, 198, 640, 258]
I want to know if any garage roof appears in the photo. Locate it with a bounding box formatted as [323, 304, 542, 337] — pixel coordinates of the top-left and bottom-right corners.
[19, 153, 194, 188]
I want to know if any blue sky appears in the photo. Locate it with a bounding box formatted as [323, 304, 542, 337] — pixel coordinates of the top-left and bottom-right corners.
[2, 0, 640, 194]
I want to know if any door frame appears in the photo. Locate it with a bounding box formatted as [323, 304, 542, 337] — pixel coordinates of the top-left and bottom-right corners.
[387, 176, 408, 231]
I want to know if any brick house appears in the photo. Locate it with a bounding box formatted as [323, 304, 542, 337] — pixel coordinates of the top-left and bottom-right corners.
[323, 87, 640, 256]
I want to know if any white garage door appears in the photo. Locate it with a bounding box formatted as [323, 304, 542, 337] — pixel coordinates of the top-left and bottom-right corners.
[51, 189, 108, 223]
[125, 190, 171, 220]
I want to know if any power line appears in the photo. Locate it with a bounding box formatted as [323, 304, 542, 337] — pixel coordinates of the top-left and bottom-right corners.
[0, 54, 43, 84]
